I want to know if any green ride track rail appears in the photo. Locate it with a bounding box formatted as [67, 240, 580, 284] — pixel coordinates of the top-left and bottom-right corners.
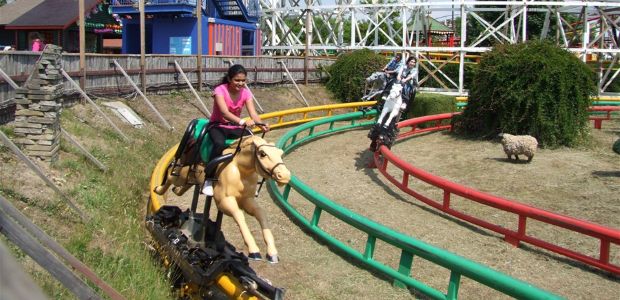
[267, 110, 562, 300]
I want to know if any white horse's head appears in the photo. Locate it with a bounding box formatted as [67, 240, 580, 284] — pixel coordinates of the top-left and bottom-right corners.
[386, 83, 403, 102]
[366, 71, 386, 84]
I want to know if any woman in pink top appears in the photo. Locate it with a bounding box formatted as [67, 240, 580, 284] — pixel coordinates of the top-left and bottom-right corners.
[31, 38, 44, 51]
[203, 64, 269, 195]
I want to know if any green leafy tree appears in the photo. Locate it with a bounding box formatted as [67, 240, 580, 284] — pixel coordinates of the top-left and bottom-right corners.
[454, 40, 595, 148]
[326, 49, 386, 102]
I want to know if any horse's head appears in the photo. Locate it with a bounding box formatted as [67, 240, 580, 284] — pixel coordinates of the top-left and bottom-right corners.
[366, 72, 385, 84]
[252, 137, 291, 186]
[387, 83, 403, 101]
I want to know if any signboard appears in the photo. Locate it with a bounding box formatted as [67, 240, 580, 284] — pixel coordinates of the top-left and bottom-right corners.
[170, 36, 192, 54]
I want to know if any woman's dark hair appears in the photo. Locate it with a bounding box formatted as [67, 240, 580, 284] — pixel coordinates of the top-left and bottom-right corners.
[220, 64, 247, 85]
[406, 56, 416, 64]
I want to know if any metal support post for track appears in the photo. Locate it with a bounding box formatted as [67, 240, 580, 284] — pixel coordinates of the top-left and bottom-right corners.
[112, 60, 173, 130]
[226, 60, 265, 113]
[278, 61, 309, 107]
[0, 196, 126, 300]
[61, 69, 130, 142]
[0, 131, 89, 222]
[0, 208, 102, 300]
[0, 67, 19, 89]
[174, 60, 210, 117]
[458, 4, 467, 95]
[60, 128, 107, 171]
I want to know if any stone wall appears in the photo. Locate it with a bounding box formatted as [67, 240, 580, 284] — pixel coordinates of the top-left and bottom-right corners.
[13, 45, 63, 162]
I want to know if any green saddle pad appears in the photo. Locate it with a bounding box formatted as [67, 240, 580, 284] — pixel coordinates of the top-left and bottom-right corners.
[193, 119, 237, 163]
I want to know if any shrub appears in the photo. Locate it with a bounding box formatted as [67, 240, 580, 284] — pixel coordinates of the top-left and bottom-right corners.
[454, 41, 595, 147]
[408, 93, 455, 115]
[326, 49, 387, 102]
[613, 138, 620, 154]
[406, 93, 456, 128]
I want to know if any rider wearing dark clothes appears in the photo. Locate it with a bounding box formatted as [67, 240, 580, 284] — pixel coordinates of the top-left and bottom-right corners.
[202, 64, 269, 196]
[381, 53, 403, 99]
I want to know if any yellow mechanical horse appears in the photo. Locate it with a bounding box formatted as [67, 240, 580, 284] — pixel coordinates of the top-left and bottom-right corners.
[213, 135, 290, 263]
[155, 121, 290, 264]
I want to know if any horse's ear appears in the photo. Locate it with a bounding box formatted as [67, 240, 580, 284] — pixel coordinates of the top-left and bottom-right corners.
[252, 136, 266, 147]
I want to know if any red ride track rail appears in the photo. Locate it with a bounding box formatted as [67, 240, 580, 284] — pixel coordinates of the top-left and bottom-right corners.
[373, 113, 620, 275]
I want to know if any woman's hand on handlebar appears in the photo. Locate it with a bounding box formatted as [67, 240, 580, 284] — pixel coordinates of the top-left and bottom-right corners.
[244, 119, 256, 127]
[256, 122, 270, 133]
[241, 119, 269, 132]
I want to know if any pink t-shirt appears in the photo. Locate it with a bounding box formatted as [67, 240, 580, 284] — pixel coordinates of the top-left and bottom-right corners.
[32, 40, 44, 51]
[209, 84, 252, 129]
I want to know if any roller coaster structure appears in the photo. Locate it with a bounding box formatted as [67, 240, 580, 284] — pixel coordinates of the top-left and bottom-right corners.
[260, 0, 620, 94]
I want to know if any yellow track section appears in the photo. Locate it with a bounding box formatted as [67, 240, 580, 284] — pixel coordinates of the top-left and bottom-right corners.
[147, 100, 375, 300]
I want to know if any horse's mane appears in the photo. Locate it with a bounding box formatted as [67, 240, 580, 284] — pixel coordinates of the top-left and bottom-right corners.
[223, 135, 264, 154]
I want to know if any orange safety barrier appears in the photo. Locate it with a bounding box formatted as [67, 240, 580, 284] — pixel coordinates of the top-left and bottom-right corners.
[373, 113, 620, 275]
[588, 106, 620, 129]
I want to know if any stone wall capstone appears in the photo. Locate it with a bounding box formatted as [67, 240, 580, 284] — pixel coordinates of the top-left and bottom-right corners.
[13, 45, 63, 162]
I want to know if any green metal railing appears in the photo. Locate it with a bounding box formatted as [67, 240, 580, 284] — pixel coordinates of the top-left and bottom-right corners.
[267, 110, 562, 300]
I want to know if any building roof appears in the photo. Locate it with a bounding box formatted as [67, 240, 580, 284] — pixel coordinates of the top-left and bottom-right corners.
[409, 16, 454, 34]
[3, 0, 101, 29]
[0, 0, 45, 26]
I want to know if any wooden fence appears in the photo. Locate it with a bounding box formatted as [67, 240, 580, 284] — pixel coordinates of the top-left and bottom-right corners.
[0, 52, 336, 103]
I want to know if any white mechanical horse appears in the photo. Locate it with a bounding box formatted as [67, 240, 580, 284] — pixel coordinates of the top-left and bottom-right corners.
[368, 82, 404, 151]
[376, 82, 403, 128]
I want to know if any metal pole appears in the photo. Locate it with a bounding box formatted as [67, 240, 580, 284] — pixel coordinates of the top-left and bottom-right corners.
[0, 196, 125, 300]
[79, 0, 86, 90]
[459, 3, 467, 95]
[0, 67, 19, 89]
[174, 61, 210, 117]
[583, 8, 590, 63]
[522, 5, 527, 43]
[0, 131, 89, 221]
[113, 60, 172, 130]
[0, 214, 101, 300]
[61, 69, 130, 141]
[0, 241, 47, 300]
[197, 0, 203, 91]
[61, 129, 108, 171]
[139, 0, 146, 93]
[278, 61, 309, 106]
[304, 1, 312, 85]
[350, 9, 356, 48]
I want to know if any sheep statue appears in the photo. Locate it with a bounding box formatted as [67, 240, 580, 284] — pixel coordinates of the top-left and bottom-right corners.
[498, 133, 538, 162]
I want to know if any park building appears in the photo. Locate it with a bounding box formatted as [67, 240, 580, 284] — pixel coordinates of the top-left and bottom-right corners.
[111, 0, 261, 56]
[0, 0, 260, 56]
[0, 0, 122, 53]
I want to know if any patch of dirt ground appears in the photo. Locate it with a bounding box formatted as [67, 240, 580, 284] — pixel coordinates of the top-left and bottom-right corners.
[2, 83, 619, 299]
